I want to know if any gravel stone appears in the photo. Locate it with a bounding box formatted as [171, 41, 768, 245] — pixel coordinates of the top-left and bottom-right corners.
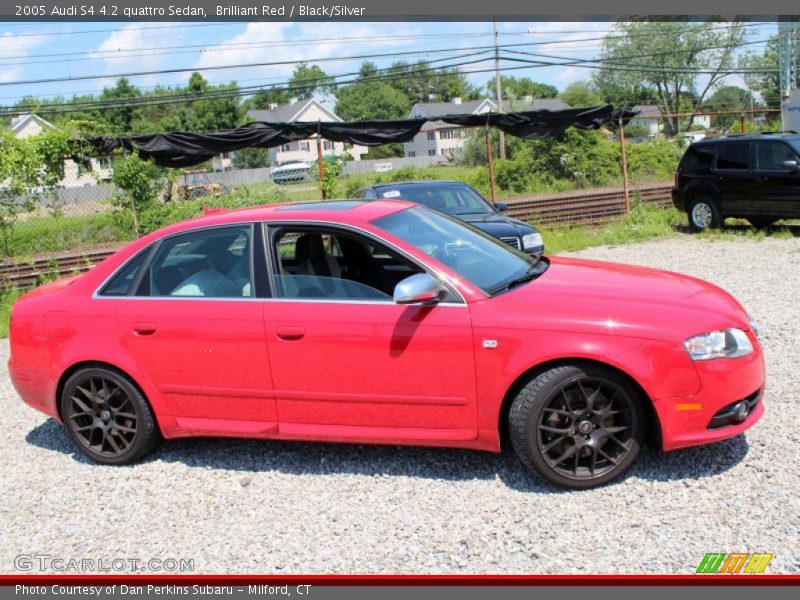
[1, 233, 798, 574]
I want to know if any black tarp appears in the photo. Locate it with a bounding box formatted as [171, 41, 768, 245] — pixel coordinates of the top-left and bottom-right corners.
[86, 106, 637, 168]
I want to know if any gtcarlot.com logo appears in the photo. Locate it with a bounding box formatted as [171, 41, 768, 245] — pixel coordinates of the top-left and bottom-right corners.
[696, 552, 773, 574]
[14, 554, 194, 573]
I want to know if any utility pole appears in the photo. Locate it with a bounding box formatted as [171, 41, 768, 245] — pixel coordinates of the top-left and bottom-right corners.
[493, 18, 506, 159]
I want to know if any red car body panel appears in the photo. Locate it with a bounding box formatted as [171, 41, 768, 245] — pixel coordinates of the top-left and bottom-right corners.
[8, 201, 765, 455]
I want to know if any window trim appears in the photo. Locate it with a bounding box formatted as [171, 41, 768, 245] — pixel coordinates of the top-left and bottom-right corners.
[93, 223, 263, 302]
[261, 220, 466, 305]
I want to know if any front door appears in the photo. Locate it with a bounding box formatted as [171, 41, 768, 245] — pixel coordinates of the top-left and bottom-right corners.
[263, 225, 478, 438]
[114, 224, 277, 432]
[752, 140, 800, 218]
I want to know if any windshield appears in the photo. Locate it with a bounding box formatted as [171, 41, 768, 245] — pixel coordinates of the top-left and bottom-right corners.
[377, 184, 493, 216]
[372, 206, 546, 295]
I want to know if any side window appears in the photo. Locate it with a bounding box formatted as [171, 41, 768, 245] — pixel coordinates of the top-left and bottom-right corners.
[680, 145, 715, 172]
[271, 228, 424, 302]
[137, 226, 253, 298]
[755, 142, 796, 170]
[715, 143, 750, 171]
[99, 249, 149, 296]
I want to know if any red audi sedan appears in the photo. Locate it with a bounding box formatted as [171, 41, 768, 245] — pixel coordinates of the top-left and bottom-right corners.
[8, 200, 765, 488]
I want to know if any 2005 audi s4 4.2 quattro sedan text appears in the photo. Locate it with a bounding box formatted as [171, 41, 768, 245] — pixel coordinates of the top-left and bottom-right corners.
[8, 200, 765, 488]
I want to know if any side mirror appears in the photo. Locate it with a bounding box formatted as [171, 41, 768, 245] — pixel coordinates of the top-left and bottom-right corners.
[782, 160, 798, 172]
[393, 273, 445, 305]
[494, 202, 508, 213]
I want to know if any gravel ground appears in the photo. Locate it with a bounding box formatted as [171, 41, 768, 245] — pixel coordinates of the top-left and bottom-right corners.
[1, 233, 799, 575]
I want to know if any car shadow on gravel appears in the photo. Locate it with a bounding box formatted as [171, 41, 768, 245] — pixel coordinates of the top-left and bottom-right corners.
[25, 418, 749, 492]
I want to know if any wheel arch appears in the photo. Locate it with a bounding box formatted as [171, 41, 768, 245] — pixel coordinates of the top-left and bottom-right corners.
[55, 360, 165, 437]
[497, 357, 662, 451]
[685, 181, 720, 207]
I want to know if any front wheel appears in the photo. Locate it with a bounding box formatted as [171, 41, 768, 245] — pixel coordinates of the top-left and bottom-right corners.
[509, 364, 644, 489]
[688, 196, 721, 232]
[61, 367, 160, 465]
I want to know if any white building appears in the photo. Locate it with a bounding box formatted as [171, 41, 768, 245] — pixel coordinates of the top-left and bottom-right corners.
[403, 98, 497, 159]
[247, 99, 367, 167]
[9, 114, 113, 186]
[629, 105, 711, 139]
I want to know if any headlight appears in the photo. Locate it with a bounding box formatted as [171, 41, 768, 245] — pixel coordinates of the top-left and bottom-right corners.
[522, 232, 543, 250]
[684, 328, 753, 361]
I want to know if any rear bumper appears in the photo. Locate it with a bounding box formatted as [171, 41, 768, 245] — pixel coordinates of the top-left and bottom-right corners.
[654, 336, 765, 452]
[671, 188, 685, 211]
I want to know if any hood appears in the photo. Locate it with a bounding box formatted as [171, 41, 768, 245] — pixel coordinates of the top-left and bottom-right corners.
[479, 256, 750, 342]
[458, 212, 537, 236]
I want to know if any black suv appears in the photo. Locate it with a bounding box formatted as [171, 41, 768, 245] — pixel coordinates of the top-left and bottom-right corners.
[673, 133, 800, 231]
[354, 180, 544, 254]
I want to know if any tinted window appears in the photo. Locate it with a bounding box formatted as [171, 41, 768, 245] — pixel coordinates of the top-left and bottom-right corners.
[715, 143, 750, 170]
[755, 141, 797, 170]
[377, 184, 493, 216]
[99, 250, 148, 296]
[138, 226, 252, 298]
[271, 228, 429, 302]
[680, 145, 715, 171]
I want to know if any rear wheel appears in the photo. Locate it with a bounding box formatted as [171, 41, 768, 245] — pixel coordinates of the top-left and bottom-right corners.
[509, 364, 644, 489]
[688, 195, 721, 232]
[61, 367, 160, 465]
[748, 217, 778, 228]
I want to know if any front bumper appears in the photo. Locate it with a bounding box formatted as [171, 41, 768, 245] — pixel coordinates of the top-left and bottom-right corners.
[654, 335, 765, 452]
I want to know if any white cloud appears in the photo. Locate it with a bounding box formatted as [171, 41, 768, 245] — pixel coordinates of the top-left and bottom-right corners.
[193, 21, 424, 88]
[0, 28, 53, 84]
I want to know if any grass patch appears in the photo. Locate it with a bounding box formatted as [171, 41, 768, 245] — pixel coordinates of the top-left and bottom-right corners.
[0, 288, 23, 338]
[542, 202, 685, 255]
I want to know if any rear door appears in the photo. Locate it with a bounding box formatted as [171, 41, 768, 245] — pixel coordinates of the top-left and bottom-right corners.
[713, 141, 752, 215]
[752, 140, 800, 217]
[112, 224, 277, 433]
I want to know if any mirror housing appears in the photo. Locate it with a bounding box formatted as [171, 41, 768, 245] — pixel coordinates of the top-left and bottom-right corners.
[494, 202, 508, 213]
[393, 273, 445, 305]
[782, 160, 798, 172]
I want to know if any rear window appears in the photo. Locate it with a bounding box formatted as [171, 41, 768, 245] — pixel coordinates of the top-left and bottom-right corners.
[715, 142, 750, 171]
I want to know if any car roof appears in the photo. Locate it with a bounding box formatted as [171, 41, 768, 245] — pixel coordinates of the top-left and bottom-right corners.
[370, 180, 470, 190]
[154, 199, 415, 238]
[694, 133, 800, 146]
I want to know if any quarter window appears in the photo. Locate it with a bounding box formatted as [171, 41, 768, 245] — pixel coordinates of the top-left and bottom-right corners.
[715, 143, 750, 171]
[99, 250, 149, 296]
[136, 226, 253, 298]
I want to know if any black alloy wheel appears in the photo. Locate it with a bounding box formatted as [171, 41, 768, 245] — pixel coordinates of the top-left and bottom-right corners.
[510, 364, 644, 489]
[61, 367, 159, 464]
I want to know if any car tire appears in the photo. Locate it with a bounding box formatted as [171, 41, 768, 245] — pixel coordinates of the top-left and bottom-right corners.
[688, 195, 721, 232]
[748, 217, 778, 228]
[60, 366, 160, 465]
[509, 364, 644, 489]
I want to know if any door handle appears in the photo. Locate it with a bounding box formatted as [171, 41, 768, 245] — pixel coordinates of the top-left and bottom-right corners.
[133, 322, 157, 336]
[275, 326, 305, 341]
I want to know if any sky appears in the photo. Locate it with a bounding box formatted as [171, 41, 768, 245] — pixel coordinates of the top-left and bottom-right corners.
[0, 20, 777, 108]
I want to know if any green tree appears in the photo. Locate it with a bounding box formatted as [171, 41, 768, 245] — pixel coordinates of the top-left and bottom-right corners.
[559, 81, 605, 108]
[99, 78, 142, 133]
[703, 85, 757, 129]
[488, 76, 558, 108]
[111, 153, 164, 236]
[740, 35, 789, 109]
[335, 82, 411, 121]
[289, 63, 334, 99]
[593, 19, 747, 134]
